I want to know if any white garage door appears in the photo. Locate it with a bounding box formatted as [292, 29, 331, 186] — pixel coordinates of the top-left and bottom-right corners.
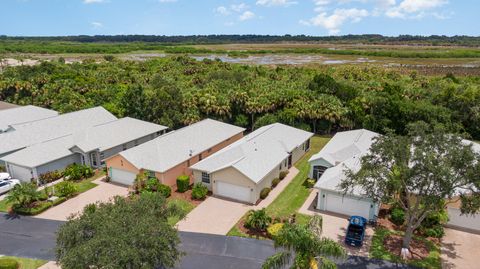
[7, 164, 33, 182]
[110, 168, 136, 186]
[216, 181, 251, 203]
[325, 193, 372, 219]
[447, 207, 480, 232]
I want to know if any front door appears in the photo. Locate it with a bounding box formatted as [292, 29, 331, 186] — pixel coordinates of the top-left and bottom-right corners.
[313, 166, 328, 180]
[288, 154, 292, 168]
[90, 152, 98, 167]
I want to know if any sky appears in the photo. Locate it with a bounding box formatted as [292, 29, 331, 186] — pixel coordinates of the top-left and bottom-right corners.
[0, 0, 479, 36]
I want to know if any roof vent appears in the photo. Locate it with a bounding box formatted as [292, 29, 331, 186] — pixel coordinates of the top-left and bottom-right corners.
[189, 149, 193, 156]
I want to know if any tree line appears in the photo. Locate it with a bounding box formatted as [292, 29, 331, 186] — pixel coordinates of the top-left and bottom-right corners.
[0, 56, 479, 140]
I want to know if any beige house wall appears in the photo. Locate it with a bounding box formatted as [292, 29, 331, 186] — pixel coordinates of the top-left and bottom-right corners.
[105, 154, 141, 175]
[291, 139, 310, 164]
[212, 167, 256, 204]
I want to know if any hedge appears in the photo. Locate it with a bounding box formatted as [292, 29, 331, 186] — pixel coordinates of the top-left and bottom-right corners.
[14, 201, 53, 215]
[260, 188, 271, 199]
[279, 171, 289, 180]
[176, 175, 190, 193]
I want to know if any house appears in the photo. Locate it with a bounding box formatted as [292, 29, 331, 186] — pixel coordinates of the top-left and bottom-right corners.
[105, 119, 245, 186]
[190, 123, 313, 204]
[445, 139, 480, 233]
[0, 107, 117, 163]
[0, 105, 58, 133]
[0, 108, 167, 182]
[309, 129, 380, 220]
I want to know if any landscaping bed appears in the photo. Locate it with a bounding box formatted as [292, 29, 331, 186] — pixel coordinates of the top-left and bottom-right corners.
[0, 256, 46, 269]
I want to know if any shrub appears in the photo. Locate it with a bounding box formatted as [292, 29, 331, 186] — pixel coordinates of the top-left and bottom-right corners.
[244, 208, 272, 232]
[132, 172, 148, 193]
[191, 183, 208, 200]
[424, 226, 445, 238]
[5, 182, 40, 208]
[271, 178, 280, 188]
[305, 178, 316, 188]
[157, 184, 171, 198]
[38, 170, 62, 185]
[390, 207, 405, 226]
[279, 171, 289, 180]
[55, 181, 78, 198]
[52, 196, 67, 206]
[0, 258, 19, 269]
[14, 201, 52, 215]
[145, 178, 162, 192]
[260, 188, 271, 199]
[419, 209, 448, 238]
[176, 175, 190, 193]
[63, 164, 93, 181]
[267, 223, 284, 238]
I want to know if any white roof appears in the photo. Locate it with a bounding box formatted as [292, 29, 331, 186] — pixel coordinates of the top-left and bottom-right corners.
[1, 135, 76, 168]
[1, 117, 165, 168]
[0, 105, 58, 132]
[309, 129, 379, 166]
[191, 123, 314, 183]
[119, 119, 245, 172]
[72, 117, 167, 152]
[0, 107, 117, 155]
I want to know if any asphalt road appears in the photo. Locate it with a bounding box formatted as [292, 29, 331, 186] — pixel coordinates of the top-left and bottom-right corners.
[0, 213, 414, 269]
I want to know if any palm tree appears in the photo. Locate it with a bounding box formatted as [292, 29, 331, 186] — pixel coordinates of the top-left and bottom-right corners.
[262, 223, 346, 269]
[6, 182, 40, 209]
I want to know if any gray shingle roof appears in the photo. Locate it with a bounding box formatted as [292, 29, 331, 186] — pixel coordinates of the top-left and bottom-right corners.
[191, 123, 313, 183]
[119, 119, 245, 172]
[0, 107, 117, 155]
[0, 105, 58, 132]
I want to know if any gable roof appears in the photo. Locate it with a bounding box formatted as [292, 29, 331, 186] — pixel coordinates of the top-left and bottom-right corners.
[309, 129, 379, 166]
[72, 117, 167, 153]
[191, 123, 313, 183]
[2, 117, 166, 168]
[0, 105, 58, 132]
[118, 119, 245, 173]
[0, 107, 117, 155]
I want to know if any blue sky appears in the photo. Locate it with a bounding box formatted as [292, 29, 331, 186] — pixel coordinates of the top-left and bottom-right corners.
[1, 0, 478, 36]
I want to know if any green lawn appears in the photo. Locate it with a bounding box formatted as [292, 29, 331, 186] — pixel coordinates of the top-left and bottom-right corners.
[0, 256, 47, 269]
[370, 228, 441, 269]
[227, 136, 331, 237]
[0, 171, 105, 213]
[167, 198, 196, 226]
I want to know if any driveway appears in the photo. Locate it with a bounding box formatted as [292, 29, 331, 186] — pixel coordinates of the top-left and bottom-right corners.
[34, 178, 128, 221]
[177, 167, 299, 235]
[441, 228, 480, 269]
[299, 189, 374, 257]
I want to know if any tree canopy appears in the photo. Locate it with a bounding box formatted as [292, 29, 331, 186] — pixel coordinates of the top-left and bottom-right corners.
[56, 193, 186, 269]
[340, 122, 480, 252]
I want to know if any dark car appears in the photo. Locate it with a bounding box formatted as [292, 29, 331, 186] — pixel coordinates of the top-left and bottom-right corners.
[345, 216, 367, 247]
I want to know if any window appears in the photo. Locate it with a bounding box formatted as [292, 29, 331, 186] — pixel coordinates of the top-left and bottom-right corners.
[122, 144, 127, 151]
[284, 159, 287, 167]
[99, 152, 104, 160]
[279, 163, 282, 171]
[147, 170, 156, 178]
[305, 139, 310, 151]
[201, 172, 210, 184]
[199, 153, 203, 161]
[91, 152, 98, 166]
[313, 166, 328, 180]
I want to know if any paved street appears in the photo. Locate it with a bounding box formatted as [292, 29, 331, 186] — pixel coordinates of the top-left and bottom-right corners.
[0, 213, 413, 269]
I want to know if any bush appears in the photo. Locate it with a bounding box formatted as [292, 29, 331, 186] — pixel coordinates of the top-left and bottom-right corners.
[260, 188, 271, 199]
[176, 175, 190, 193]
[145, 178, 162, 192]
[52, 196, 67, 206]
[0, 258, 19, 269]
[63, 164, 93, 181]
[271, 178, 280, 188]
[390, 207, 405, 226]
[419, 209, 448, 238]
[157, 184, 171, 198]
[38, 170, 63, 185]
[279, 171, 289, 180]
[267, 223, 284, 238]
[424, 226, 445, 238]
[244, 208, 272, 232]
[14, 201, 52, 215]
[191, 183, 208, 200]
[305, 178, 316, 188]
[55, 181, 78, 198]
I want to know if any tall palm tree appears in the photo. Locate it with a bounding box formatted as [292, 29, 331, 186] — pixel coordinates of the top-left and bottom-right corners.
[262, 223, 346, 269]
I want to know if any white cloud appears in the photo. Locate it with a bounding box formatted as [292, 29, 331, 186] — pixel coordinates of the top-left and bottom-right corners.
[83, 0, 104, 3]
[383, 0, 448, 18]
[256, 0, 298, 7]
[301, 8, 369, 35]
[158, 0, 177, 2]
[91, 22, 103, 29]
[215, 6, 230, 16]
[239, 11, 255, 21]
[231, 3, 248, 12]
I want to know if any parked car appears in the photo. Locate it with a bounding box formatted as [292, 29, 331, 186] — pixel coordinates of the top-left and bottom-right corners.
[0, 179, 20, 195]
[345, 216, 367, 247]
[0, 172, 11, 181]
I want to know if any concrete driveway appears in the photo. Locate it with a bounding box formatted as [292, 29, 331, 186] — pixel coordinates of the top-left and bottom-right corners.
[299, 189, 373, 257]
[441, 228, 480, 269]
[34, 178, 128, 221]
[177, 167, 299, 235]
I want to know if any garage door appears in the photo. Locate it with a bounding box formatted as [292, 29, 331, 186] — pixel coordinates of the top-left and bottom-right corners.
[110, 168, 136, 186]
[7, 164, 33, 182]
[216, 181, 251, 203]
[325, 192, 372, 219]
[447, 207, 480, 233]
